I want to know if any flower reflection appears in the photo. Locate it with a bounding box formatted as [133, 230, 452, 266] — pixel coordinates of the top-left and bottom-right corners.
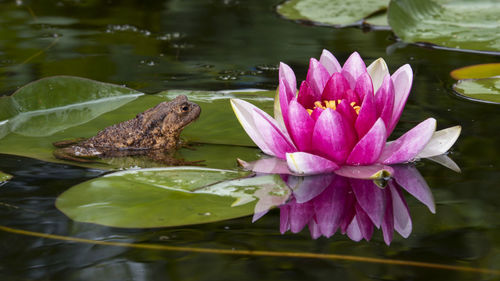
[253, 165, 435, 245]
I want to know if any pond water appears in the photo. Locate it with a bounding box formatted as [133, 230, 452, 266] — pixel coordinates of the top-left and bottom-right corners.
[0, 1, 499, 280]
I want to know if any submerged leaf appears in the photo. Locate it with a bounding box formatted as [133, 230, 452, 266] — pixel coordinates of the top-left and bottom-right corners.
[452, 78, 500, 104]
[388, 0, 500, 52]
[55, 167, 288, 228]
[277, 0, 388, 27]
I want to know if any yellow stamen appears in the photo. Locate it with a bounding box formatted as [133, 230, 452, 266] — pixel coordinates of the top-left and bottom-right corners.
[307, 100, 361, 115]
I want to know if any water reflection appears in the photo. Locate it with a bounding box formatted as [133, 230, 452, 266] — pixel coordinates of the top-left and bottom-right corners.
[254, 165, 435, 245]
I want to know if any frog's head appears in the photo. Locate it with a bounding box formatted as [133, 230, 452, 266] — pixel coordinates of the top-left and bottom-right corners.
[141, 95, 201, 137]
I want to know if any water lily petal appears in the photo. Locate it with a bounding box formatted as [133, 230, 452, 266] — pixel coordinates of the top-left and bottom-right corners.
[375, 74, 395, 129]
[334, 164, 394, 180]
[306, 58, 331, 97]
[417, 126, 462, 158]
[367, 57, 389, 93]
[389, 183, 412, 238]
[336, 99, 358, 127]
[237, 158, 291, 175]
[379, 118, 436, 165]
[308, 219, 322, 239]
[286, 152, 339, 175]
[231, 98, 275, 156]
[388, 64, 413, 135]
[350, 178, 386, 228]
[381, 189, 394, 245]
[346, 216, 363, 242]
[297, 80, 318, 110]
[314, 180, 350, 237]
[286, 173, 334, 203]
[355, 90, 378, 139]
[319, 49, 342, 75]
[342, 52, 367, 89]
[354, 71, 374, 103]
[273, 88, 286, 132]
[280, 204, 291, 234]
[312, 108, 356, 164]
[393, 165, 435, 213]
[279, 78, 293, 133]
[427, 154, 461, 173]
[321, 72, 350, 101]
[252, 107, 297, 159]
[347, 118, 387, 165]
[355, 203, 375, 241]
[310, 107, 323, 121]
[279, 62, 297, 100]
[287, 99, 315, 151]
[289, 199, 314, 233]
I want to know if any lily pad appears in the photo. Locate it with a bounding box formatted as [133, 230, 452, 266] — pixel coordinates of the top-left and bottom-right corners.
[388, 0, 500, 52]
[452, 78, 500, 104]
[0, 171, 12, 183]
[55, 167, 289, 228]
[0, 76, 275, 169]
[277, 0, 388, 27]
[450, 63, 500, 80]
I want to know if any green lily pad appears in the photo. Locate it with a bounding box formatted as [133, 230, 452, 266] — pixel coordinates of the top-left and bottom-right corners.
[277, 0, 388, 27]
[450, 63, 500, 80]
[388, 0, 500, 52]
[0, 76, 274, 169]
[55, 167, 289, 228]
[0, 171, 12, 183]
[453, 78, 500, 104]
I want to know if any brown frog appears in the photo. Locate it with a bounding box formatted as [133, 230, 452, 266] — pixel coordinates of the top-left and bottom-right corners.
[53, 95, 201, 164]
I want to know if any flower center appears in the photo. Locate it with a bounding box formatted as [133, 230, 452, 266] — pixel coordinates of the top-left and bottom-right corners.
[306, 100, 360, 115]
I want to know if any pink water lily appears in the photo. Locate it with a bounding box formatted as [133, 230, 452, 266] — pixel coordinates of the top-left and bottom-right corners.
[231, 50, 461, 175]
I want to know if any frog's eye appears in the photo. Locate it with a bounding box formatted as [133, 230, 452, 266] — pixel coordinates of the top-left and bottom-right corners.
[181, 104, 189, 112]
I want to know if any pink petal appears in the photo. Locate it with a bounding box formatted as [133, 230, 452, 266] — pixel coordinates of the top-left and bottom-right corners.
[297, 80, 318, 110]
[308, 219, 323, 239]
[350, 178, 386, 228]
[378, 118, 436, 165]
[346, 217, 363, 242]
[334, 164, 394, 180]
[279, 62, 297, 101]
[354, 72, 374, 103]
[279, 204, 291, 234]
[319, 49, 342, 74]
[321, 72, 350, 101]
[252, 106, 298, 159]
[289, 198, 315, 233]
[237, 158, 292, 175]
[381, 189, 394, 245]
[355, 203, 375, 241]
[375, 74, 395, 130]
[393, 165, 435, 213]
[313, 180, 350, 237]
[312, 108, 356, 164]
[341, 52, 367, 89]
[367, 58, 389, 93]
[306, 58, 331, 98]
[286, 173, 334, 203]
[286, 152, 339, 175]
[310, 107, 323, 121]
[336, 99, 358, 128]
[388, 64, 413, 134]
[287, 99, 315, 151]
[354, 90, 378, 139]
[347, 118, 387, 165]
[231, 98, 276, 156]
[279, 78, 293, 133]
[389, 182, 412, 238]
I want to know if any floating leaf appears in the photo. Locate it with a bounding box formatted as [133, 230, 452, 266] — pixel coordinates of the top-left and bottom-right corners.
[277, 0, 388, 27]
[453, 78, 500, 104]
[450, 63, 500, 80]
[55, 167, 288, 228]
[0, 76, 143, 139]
[388, 0, 500, 52]
[0, 171, 12, 183]
[0, 76, 274, 169]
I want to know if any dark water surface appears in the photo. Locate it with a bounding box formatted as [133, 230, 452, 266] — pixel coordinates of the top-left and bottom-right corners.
[0, 1, 499, 280]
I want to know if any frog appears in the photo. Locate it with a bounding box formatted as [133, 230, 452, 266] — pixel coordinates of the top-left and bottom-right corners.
[53, 95, 201, 165]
